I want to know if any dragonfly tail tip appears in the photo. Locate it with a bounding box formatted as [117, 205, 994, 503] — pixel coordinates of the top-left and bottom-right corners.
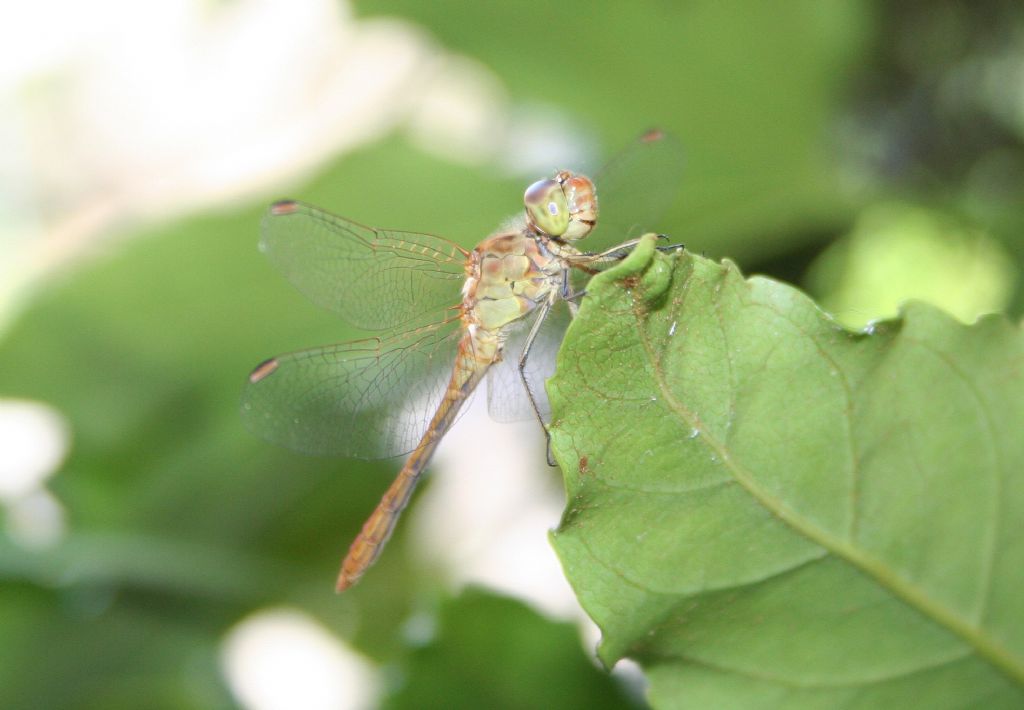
[335, 570, 356, 593]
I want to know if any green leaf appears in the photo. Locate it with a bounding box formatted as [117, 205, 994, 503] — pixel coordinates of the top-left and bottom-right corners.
[548, 236, 1024, 708]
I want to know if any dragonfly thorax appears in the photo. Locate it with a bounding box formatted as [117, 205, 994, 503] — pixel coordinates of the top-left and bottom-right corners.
[523, 170, 598, 242]
[463, 230, 569, 334]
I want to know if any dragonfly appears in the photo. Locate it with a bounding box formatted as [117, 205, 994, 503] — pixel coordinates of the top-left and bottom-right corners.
[242, 130, 684, 591]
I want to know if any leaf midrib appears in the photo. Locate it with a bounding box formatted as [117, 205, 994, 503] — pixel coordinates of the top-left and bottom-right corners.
[630, 293, 1024, 687]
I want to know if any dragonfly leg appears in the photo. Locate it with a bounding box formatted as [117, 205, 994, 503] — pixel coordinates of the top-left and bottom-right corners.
[552, 269, 585, 318]
[572, 234, 684, 266]
[656, 236, 685, 253]
[571, 237, 646, 265]
[517, 296, 558, 466]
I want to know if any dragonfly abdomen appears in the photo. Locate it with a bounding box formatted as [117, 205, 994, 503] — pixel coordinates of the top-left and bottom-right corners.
[335, 331, 497, 591]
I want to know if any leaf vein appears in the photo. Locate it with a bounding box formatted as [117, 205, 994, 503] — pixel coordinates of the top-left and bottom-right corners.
[630, 278, 1024, 686]
[661, 646, 974, 691]
[901, 333, 1004, 628]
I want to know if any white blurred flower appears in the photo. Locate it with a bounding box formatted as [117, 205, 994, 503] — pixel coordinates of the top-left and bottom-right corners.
[221, 608, 379, 710]
[0, 399, 69, 548]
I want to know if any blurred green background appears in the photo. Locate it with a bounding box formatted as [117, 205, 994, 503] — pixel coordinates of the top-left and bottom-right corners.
[2, 1, 1023, 707]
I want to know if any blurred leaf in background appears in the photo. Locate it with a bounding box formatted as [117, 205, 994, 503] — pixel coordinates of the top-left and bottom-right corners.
[386, 588, 641, 710]
[807, 201, 1016, 328]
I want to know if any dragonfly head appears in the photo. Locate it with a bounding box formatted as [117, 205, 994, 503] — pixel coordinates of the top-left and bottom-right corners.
[523, 170, 598, 242]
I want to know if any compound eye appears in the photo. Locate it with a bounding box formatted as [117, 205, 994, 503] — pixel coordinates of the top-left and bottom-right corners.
[523, 178, 569, 236]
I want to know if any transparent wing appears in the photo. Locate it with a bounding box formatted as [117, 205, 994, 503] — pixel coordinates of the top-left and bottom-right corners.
[583, 129, 686, 254]
[241, 319, 464, 458]
[486, 300, 572, 424]
[261, 201, 468, 331]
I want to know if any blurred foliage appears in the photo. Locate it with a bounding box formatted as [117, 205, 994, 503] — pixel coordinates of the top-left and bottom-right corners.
[386, 588, 640, 710]
[834, 0, 1024, 311]
[360, 0, 872, 261]
[2, 0, 1024, 708]
[807, 202, 1015, 328]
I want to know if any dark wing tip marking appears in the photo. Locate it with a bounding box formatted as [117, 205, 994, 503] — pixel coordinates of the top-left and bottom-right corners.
[640, 128, 665, 144]
[249, 358, 280, 383]
[270, 200, 300, 216]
